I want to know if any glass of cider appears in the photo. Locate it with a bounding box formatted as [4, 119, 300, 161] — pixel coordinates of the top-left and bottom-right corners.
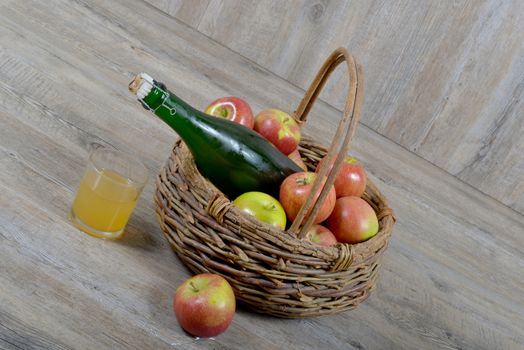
[69, 147, 148, 239]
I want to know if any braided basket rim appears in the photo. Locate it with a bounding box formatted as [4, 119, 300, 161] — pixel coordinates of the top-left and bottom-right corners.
[171, 137, 393, 262]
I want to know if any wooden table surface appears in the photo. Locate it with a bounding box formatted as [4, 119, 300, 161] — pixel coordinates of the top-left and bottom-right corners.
[1, 1, 523, 349]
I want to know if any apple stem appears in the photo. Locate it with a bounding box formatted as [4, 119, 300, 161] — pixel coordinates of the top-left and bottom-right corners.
[189, 281, 199, 293]
[296, 177, 310, 186]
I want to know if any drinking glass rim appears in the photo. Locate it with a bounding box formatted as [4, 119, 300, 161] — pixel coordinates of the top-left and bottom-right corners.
[89, 147, 149, 187]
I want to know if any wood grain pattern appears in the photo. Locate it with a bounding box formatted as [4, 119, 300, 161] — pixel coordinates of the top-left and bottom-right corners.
[149, 0, 524, 214]
[0, 0, 523, 349]
[144, 0, 211, 28]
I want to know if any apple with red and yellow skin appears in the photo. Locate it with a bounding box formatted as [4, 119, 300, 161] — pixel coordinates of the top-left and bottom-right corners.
[173, 274, 236, 338]
[254, 109, 301, 155]
[205, 97, 255, 129]
[288, 149, 307, 171]
[316, 155, 367, 198]
[326, 196, 379, 244]
[305, 224, 338, 246]
[233, 192, 286, 230]
[279, 172, 336, 224]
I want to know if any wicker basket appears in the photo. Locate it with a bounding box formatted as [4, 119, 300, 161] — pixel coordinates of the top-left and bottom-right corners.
[155, 48, 395, 318]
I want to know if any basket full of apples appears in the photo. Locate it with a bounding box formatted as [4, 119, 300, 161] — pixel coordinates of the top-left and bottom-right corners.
[155, 48, 395, 318]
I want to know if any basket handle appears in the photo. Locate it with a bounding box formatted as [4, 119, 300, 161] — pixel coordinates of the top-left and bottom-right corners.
[289, 47, 364, 238]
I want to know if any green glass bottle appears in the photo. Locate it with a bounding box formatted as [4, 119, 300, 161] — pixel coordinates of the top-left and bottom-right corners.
[129, 73, 301, 198]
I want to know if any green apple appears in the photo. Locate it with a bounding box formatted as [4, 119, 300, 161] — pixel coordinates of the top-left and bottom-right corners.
[232, 191, 286, 230]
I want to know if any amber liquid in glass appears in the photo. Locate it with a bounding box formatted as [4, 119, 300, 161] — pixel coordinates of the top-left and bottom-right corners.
[71, 168, 138, 239]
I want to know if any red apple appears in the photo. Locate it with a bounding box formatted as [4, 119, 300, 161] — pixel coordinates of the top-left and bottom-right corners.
[205, 97, 254, 129]
[232, 191, 287, 230]
[316, 155, 367, 198]
[254, 109, 301, 155]
[173, 274, 236, 337]
[305, 224, 338, 246]
[288, 149, 307, 171]
[279, 172, 336, 224]
[326, 196, 379, 244]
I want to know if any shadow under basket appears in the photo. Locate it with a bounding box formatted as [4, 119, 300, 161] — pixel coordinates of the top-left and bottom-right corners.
[155, 48, 396, 318]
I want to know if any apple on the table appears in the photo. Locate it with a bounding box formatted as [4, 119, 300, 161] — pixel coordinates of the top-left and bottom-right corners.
[254, 108, 301, 155]
[232, 191, 287, 230]
[173, 273, 236, 338]
[316, 155, 367, 198]
[305, 224, 338, 246]
[326, 196, 379, 244]
[279, 172, 336, 224]
[205, 96, 255, 129]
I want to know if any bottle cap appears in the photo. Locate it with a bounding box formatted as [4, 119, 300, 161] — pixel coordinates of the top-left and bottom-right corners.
[128, 73, 154, 100]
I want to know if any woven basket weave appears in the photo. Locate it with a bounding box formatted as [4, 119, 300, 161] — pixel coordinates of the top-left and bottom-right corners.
[155, 48, 395, 318]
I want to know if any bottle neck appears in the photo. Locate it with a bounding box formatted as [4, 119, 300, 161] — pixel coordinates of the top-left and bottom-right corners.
[129, 74, 198, 127]
[141, 85, 179, 118]
[140, 83, 202, 133]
